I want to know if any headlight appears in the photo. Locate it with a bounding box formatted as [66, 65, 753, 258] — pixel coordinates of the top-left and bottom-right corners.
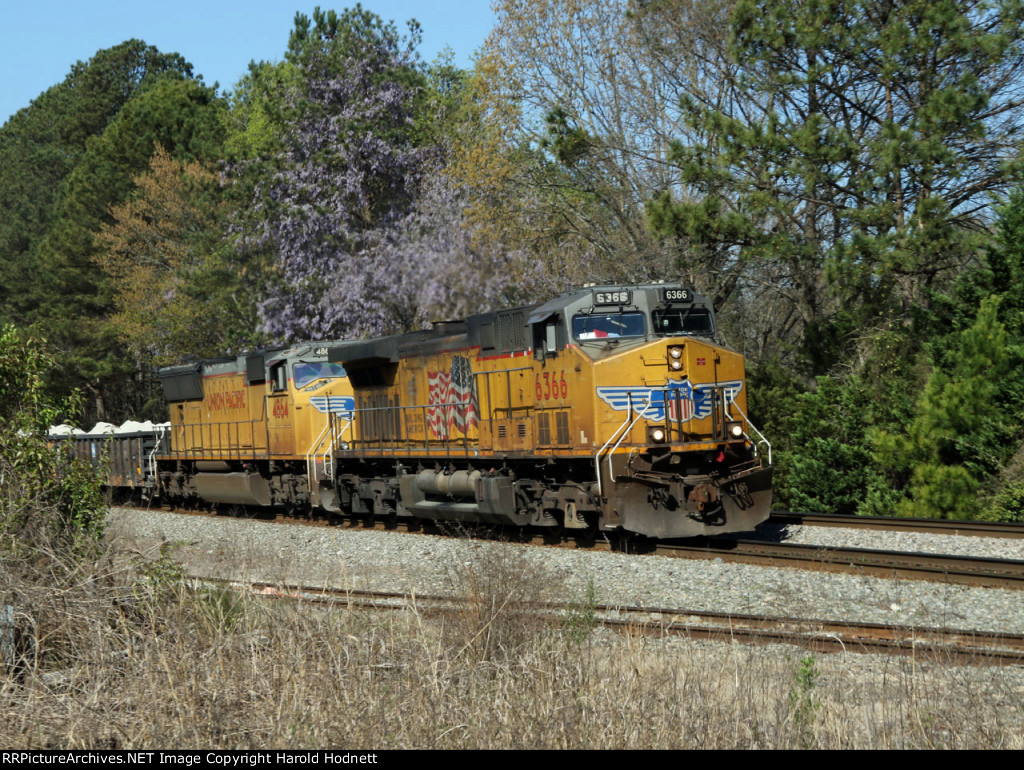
[648, 427, 667, 443]
[669, 346, 682, 359]
[727, 422, 744, 438]
[670, 359, 683, 370]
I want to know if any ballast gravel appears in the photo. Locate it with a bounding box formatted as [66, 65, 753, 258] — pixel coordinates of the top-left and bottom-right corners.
[746, 519, 1024, 562]
[106, 509, 1024, 637]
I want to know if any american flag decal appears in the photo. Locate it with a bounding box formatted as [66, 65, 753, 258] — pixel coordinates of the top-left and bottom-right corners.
[427, 356, 479, 438]
[666, 389, 695, 421]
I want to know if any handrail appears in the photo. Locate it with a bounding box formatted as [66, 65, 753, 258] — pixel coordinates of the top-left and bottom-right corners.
[594, 392, 647, 498]
[344, 399, 480, 455]
[147, 425, 168, 484]
[305, 418, 334, 491]
[724, 399, 772, 466]
[303, 411, 354, 503]
[324, 413, 353, 470]
[164, 417, 266, 460]
[605, 398, 655, 485]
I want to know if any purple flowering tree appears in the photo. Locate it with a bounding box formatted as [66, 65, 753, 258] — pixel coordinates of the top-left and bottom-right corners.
[355, 169, 546, 331]
[252, 8, 427, 341]
[249, 8, 548, 343]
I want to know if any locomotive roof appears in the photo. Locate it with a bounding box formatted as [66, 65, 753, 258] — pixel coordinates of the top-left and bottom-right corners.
[158, 340, 352, 402]
[328, 281, 711, 367]
[158, 341, 347, 379]
[328, 329, 437, 366]
[525, 281, 711, 322]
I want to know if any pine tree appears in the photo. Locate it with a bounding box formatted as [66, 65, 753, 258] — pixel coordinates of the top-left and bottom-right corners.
[874, 297, 1012, 518]
[29, 76, 226, 419]
[0, 41, 194, 325]
[650, 0, 1024, 369]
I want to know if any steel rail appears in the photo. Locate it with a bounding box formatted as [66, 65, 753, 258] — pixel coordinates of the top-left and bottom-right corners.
[655, 539, 1024, 590]
[203, 579, 1024, 667]
[770, 511, 1024, 539]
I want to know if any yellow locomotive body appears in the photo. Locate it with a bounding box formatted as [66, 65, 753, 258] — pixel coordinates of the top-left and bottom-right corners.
[326, 283, 771, 538]
[156, 342, 356, 510]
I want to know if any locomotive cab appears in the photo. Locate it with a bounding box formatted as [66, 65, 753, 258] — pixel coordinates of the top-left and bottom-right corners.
[525, 284, 720, 364]
[518, 283, 771, 537]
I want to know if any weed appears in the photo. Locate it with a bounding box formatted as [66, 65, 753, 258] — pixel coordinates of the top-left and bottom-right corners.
[138, 542, 186, 590]
[2, 524, 1023, 748]
[563, 578, 598, 647]
[195, 586, 247, 632]
[789, 654, 820, 747]
[445, 542, 552, 666]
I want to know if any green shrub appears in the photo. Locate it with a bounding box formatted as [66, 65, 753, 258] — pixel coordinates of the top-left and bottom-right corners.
[0, 324, 105, 556]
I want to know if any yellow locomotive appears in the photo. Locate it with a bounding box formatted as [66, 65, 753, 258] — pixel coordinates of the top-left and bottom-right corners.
[82, 282, 770, 539]
[321, 282, 772, 538]
[155, 341, 357, 512]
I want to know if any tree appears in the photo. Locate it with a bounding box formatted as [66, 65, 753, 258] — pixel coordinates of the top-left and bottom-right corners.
[924, 187, 1024, 520]
[248, 8, 546, 342]
[472, 0, 728, 286]
[873, 297, 1015, 518]
[250, 7, 428, 340]
[29, 75, 227, 419]
[0, 325, 105, 552]
[650, 0, 1024, 370]
[94, 146, 256, 375]
[0, 41, 195, 326]
[354, 171, 542, 331]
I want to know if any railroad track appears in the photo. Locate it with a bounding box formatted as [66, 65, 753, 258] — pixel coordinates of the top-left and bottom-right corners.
[770, 511, 1024, 539]
[654, 539, 1024, 590]
[204, 578, 1024, 667]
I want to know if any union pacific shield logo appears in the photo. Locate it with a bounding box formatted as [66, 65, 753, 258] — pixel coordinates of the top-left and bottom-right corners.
[309, 396, 355, 417]
[596, 380, 743, 423]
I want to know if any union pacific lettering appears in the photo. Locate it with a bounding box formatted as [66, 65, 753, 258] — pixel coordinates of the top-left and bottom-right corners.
[205, 389, 247, 412]
[201, 376, 247, 411]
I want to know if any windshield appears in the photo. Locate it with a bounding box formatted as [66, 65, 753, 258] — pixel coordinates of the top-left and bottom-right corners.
[652, 307, 714, 336]
[573, 312, 646, 340]
[293, 361, 348, 389]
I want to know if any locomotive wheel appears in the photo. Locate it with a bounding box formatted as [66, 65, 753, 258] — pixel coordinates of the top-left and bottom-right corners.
[573, 513, 600, 546]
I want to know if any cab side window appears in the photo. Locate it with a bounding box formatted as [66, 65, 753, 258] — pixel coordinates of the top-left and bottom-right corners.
[533, 317, 560, 360]
[271, 363, 288, 392]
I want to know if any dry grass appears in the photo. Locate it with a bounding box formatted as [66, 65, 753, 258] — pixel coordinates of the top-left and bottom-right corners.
[0, 539, 1022, 749]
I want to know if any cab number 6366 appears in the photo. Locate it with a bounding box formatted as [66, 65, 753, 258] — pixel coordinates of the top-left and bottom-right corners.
[536, 371, 568, 400]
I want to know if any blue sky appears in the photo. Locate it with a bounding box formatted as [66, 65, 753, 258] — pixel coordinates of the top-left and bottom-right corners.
[1, 0, 497, 126]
